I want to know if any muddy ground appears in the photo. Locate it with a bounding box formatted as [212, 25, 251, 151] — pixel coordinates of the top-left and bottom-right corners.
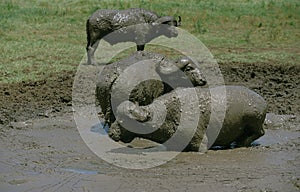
[0, 61, 299, 191]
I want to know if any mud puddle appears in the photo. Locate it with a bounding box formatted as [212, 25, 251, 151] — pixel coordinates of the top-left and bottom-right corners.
[255, 129, 300, 147]
[0, 112, 299, 192]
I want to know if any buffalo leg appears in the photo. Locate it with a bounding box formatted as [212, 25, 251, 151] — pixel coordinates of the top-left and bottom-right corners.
[236, 123, 265, 147]
[87, 39, 100, 65]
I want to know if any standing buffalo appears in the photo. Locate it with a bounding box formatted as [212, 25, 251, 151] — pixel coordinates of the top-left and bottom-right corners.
[109, 86, 267, 151]
[86, 8, 181, 65]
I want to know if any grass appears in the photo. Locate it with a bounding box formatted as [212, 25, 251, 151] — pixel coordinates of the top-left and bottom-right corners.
[0, 0, 299, 83]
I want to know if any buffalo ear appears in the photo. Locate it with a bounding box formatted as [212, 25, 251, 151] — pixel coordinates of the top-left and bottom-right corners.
[175, 57, 191, 69]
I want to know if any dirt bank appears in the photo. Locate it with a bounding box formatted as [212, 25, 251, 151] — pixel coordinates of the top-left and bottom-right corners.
[0, 62, 298, 125]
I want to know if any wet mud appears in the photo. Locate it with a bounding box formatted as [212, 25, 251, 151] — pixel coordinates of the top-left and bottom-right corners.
[0, 61, 299, 191]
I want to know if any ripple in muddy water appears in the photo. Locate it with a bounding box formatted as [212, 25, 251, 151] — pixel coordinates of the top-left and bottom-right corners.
[61, 168, 99, 175]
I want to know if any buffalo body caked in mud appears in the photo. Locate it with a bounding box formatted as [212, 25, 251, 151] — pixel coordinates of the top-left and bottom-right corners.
[86, 8, 181, 65]
[96, 52, 206, 127]
[109, 86, 267, 151]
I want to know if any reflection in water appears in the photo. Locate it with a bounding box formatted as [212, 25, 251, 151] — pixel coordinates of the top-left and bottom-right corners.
[253, 129, 300, 146]
[90, 122, 109, 135]
[61, 168, 99, 175]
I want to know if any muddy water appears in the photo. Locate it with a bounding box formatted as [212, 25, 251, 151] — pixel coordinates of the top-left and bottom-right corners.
[0, 111, 299, 192]
[256, 129, 299, 146]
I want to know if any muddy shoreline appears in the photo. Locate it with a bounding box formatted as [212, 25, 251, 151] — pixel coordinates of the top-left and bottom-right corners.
[0, 62, 299, 125]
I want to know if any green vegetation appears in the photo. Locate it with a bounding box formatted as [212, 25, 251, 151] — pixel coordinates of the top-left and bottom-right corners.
[1, 0, 299, 83]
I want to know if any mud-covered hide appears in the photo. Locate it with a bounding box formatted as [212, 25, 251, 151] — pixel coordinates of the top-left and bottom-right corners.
[86, 8, 180, 65]
[96, 51, 207, 127]
[110, 86, 267, 151]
